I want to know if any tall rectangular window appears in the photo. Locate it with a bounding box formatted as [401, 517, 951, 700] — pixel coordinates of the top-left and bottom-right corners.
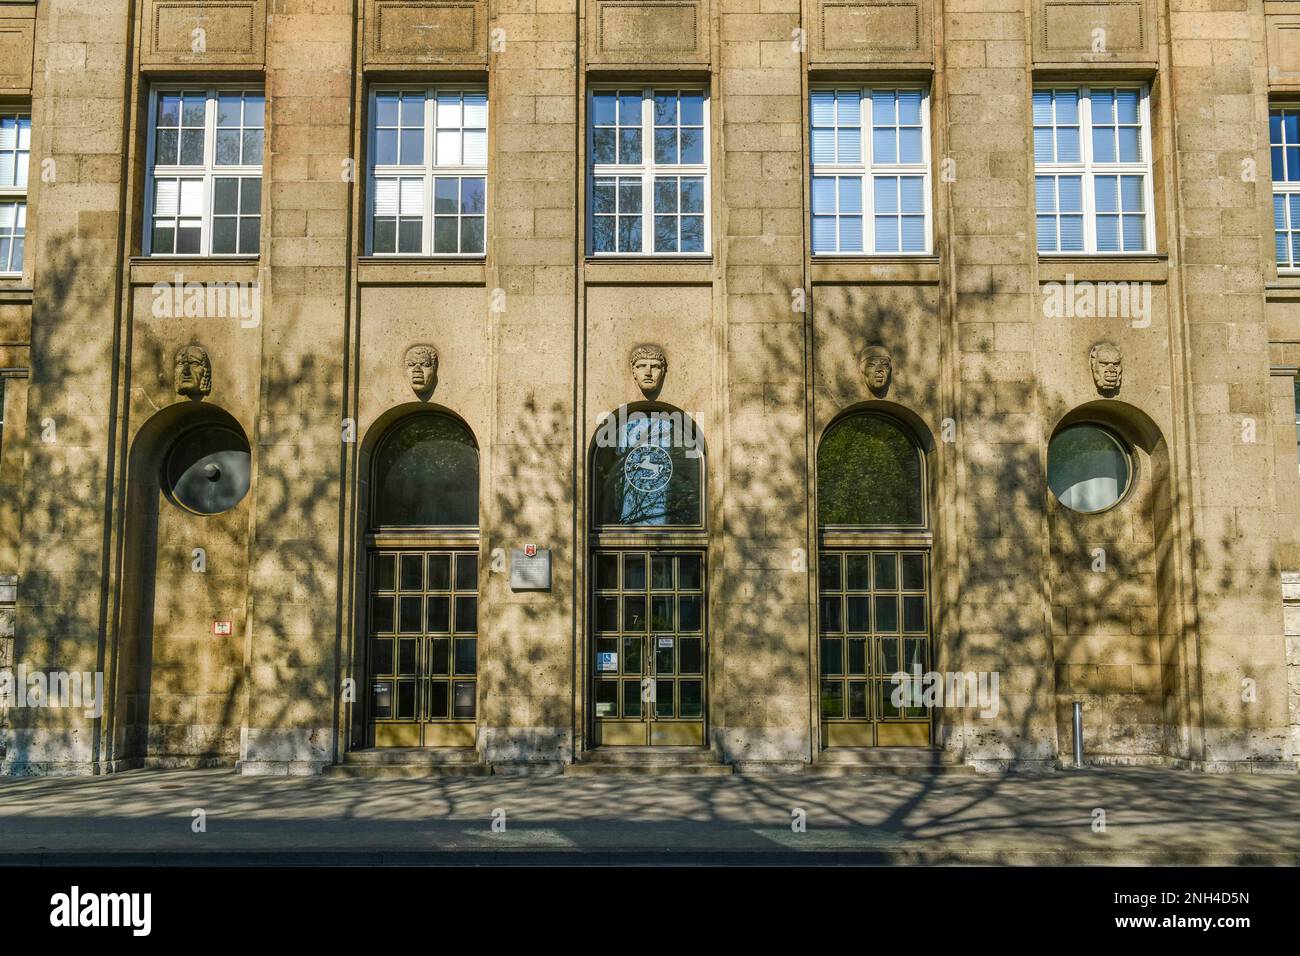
[0, 110, 30, 276]
[1272, 106, 1300, 271]
[810, 87, 931, 255]
[588, 87, 710, 256]
[368, 87, 487, 256]
[146, 88, 264, 256]
[1034, 85, 1154, 254]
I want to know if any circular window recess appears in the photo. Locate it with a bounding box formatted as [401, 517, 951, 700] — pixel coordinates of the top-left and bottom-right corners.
[164, 425, 252, 515]
[1047, 424, 1133, 514]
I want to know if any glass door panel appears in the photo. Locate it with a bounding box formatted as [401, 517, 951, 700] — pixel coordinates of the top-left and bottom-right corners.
[818, 549, 931, 747]
[368, 548, 478, 747]
[592, 550, 706, 746]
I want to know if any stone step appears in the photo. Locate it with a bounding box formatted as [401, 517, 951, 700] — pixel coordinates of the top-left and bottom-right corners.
[323, 748, 490, 778]
[565, 747, 734, 776]
[563, 762, 735, 776]
[323, 763, 491, 779]
[806, 747, 976, 776]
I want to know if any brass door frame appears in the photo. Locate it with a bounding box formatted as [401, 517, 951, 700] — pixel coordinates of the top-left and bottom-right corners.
[590, 548, 707, 747]
[365, 547, 479, 748]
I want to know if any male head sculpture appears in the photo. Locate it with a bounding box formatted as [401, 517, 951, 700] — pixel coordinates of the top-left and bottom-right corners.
[174, 344, 212, 399]
[1089, 341, 1122, 395]
[630, 344, 667, 398]
[857, 344, 892, 396]
[405, 345, 438, 397]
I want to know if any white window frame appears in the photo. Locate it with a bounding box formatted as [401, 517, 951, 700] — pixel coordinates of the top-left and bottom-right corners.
[366, 84, 488, 258]
[0, 108, 30, 278]
[1033, 83, 1156, 256]
[1270, 103, 1300, 274]
[144, 84, 264, 258]
[586, 84, 711, 258]
[808, 84, 933, 256]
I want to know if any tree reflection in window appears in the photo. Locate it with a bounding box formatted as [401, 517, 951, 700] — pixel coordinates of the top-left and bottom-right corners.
[593, 409, 703, 527]
[818, 413, 924, 528]
[373, 413, 479, 527]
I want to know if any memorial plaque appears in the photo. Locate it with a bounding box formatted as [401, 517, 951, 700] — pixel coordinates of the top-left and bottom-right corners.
[510, 548, 552, 591]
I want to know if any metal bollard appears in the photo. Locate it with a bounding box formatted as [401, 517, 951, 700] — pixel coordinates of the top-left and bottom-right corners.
[1072, 701, 1085, 768]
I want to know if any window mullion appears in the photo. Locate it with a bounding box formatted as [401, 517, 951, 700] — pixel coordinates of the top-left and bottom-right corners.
[862, 88, 874, 253]
[426, 91, 436, 257]
[1078, 88, 1094, 253]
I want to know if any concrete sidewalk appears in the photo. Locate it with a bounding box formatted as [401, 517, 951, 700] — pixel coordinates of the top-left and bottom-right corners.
[0, 766, 1298, 865]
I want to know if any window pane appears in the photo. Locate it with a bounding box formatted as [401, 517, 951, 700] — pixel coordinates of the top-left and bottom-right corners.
[840, 215, 863, 252]
[461, 177, 485, 214]
[213, 177, 238, 215]
[618, 128, 641, 164]
[680, 92, 704, 125]
[375, 128, 398, 165]
[817, 415, 923, 526]
[179, 129, 205, 165]
[399, 128, 423, 165]
[680, 127, 704, 164]
[811, 90, 836, 126]
[1048, 424, 1131, 512]
[592, 128, 616, 164]
[1059, 215, 1084, 251]
[1033, 127, 1054, 164]
[434, 178, 458, 214]
[898, 128, 922, 163]
[463, 129, 487, 166]
[812, 177, 836, 215]
[1056, 126, 1080, 162]
[436, 129, 461, 165]
[238, 217, 260, 254]
[811, 127, 836, 164]
[812, 216, 836, 253]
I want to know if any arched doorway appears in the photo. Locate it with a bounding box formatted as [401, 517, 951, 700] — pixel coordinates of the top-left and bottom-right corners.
[816, 412, 931, 748]
[113, 404, 254, 767]
[364, 412, 480, 748]
[590, 408, 706, 746]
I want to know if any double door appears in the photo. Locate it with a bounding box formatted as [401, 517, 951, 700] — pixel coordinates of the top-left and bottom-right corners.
[367, 549, 478, 747]
[591, 550, 706, 746]
[818, 548, 932, 747]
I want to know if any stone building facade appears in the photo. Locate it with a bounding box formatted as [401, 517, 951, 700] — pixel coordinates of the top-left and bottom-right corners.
[0, 0, 1297, 775]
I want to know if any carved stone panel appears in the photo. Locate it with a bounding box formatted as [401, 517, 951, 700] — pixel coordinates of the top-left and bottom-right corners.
[142, 0, 266, 67]
[365, 0, 489, 67]
[810, 0, 933, 65]
[0, 5, 35, 93]
[586, 0, 710, 66]
[1032, 0, 1156, 64]
[1269, 14, 1300, 88]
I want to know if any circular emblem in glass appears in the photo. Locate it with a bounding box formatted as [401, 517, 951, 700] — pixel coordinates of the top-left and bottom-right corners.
[164, 424, 252, 515]
[624, 443, 673, 494]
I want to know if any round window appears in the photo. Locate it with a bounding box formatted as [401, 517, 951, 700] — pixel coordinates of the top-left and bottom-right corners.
[164, 425, 252, 515]
[1047, 424, 1132, 514]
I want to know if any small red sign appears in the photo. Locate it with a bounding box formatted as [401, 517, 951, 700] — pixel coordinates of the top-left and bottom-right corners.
[213, 620, 233, 636]
[524, 544, 537, 557]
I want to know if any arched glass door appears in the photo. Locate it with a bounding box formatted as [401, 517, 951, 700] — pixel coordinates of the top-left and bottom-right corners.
[590, 410, 706, 746]
[366, 413, 480, 748]
[816, 413, 931, 747]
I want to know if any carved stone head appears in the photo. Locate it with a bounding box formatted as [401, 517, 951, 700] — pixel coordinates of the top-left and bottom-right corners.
[174, 344, 212, 399]
[858, 344, 892, 396]
[1090, 341, 1122, 395]
[630, 344, 667, 398]
[405, 345, 438, 397]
